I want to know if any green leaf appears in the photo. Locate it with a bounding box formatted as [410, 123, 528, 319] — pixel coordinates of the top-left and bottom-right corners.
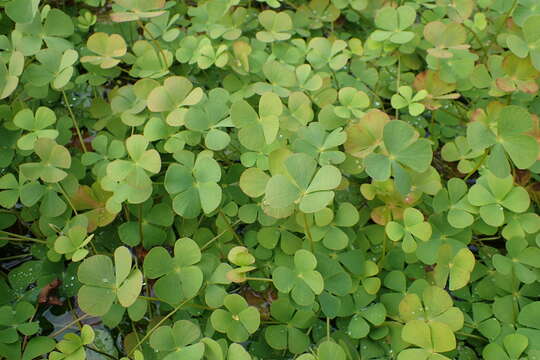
[149, 320, 203, 360]
[165, 155, 222, 218]
[227, 343, 252, 360]
[256, 10, 292, 42]
[78, 247, 142, 315]
[211, 294, 260, 342]
[272, 249, 323, 306]
[518, 302, 540, 329]
[22, 337, 56, 360]
[44, 9, 74, 37]
[317, 341, 346, 360]
[231, 93, 283, 151]
[504, 333, 528, 359]
[147, 76, 203, 112]
[240, 168, 270, 198]
[13, 107, 58, 151]
[5, 0, 40, 23]
[81, 32, 127, 69]
[434, 245, 475, 291]
[20, 138, 71, 183]
[143, 238, 203, 304]
[468, 172, 530, 226]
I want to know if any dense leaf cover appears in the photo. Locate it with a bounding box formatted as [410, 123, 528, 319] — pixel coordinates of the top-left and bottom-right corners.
[0, 0, 539, 359]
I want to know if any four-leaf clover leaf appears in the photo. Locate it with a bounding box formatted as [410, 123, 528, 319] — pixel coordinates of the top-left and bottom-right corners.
[256, 10, 292, 42]
[385, 207, 432, 253]
[81, 32, 127, 69]
[467, 105, 539, 177]
[13, 107, 58, 151]
[264, 297, 314, 354]
[441, 136, 484, 174]
[433, 244, 475, 291]
[467, 171, 530, 227]
[210, 294, 261, 342]
[231, 92, 283, 151]
[48, 325, 95, 360]
[482, 333, 529, 360]
[334, 87, 370, 118]
[164, 152, 222, 218]
[20, 138, 71, 183]
[391, 86, 428, 116]
[272, 249, 324, 306]
[77, 246, 143, 316]
[147, 76, 204, 113]
[364, 120, 433, 194]
[101, 135, 161, 212]
[307, 38, 350, 70]
[492, 237, 540, 284]
[372, 6, 416, 44]
[433, 178, 478, 229]
[264, 153, 342, 214]
[149, 320, 204, 360]
[54, 222, 94, 262]
[143, 237, 203, 304]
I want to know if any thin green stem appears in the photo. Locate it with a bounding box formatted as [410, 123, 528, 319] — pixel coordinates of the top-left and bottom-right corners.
[219, 211, 242, 245]
[84, 345, 119, 360]
[185, 302, 213, 310]
[454, 100, 470, 111]
[145, 278, 153, 319]
[464, 321, 477, 329]
[330, 68, 340, 89]
[386, 315, 404, 323]
[201, 220, 241, 251]
[138, 204, 144, 246]
[62, 90, 87, 153]
[136, 19, 167, 70]
[0, 209, 17, 214]
[377, 234, 387, 268]
[0, 235, 47, 245]
[128, 297, 193, 356]
[326, 317, 330, 341]
[56, 183, 78, 216]
[364, 83, 386, 112]
[511, 268, 519, 323]
[477, 236, 500, 241]
[463, 23, 488, 60]
[49, 314, 90, 338]
[0, 230, 43, 242]
[244, 277, 273, 282]
[395, 56, 401, 120]
[302, 213, 314, 253]
[22, 303, 40, 352]
[138, 295, 213, 311]
[0, 254, 32, 261]
[131, 321, 142, 354]
[455, 331, 488, 342]
[464, 150, 488, 180]
[123, 204, 131, 222]
[437, 107, 467, 123]
[283, 0, 297, 10]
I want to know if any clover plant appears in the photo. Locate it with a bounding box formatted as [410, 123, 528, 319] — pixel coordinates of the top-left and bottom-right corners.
[0, 0, 539, 359]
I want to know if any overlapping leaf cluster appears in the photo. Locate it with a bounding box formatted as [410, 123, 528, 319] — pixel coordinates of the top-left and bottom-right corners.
[0, 0, 539, 359]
